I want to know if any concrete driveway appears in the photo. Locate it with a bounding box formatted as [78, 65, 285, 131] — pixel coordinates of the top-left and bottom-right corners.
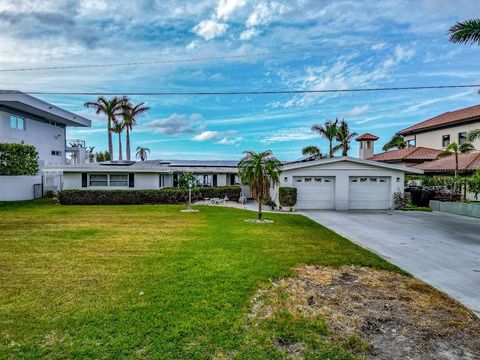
[301, 209, 480, 315]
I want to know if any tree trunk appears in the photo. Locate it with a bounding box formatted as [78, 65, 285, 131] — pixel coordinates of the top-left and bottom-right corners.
[126, 127, 131, 161]
[453, 152, 459, 193]
[258, 196, 262, 221]
[107, 116, 113, 160]
[118, 133, 123, 161]
[329, 140, 333, 158]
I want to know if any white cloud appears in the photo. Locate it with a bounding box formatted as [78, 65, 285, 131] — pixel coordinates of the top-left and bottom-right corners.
[260, 127, 317, 143]
[343, 104, 370, 117]
[145, 113, 205, 135]
[193, 19, 228, 40]
[240, 28, 258, 40]
[192, 130, 220, 141]
[216, 136, 243, 145]
[404, 91, 472, 112]
[216, 0, 247, 20]
[382, 45, 415, 69]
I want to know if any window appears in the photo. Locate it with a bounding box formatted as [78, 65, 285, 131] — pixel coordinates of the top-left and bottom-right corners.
[406, 139, 415, 147]
[10, 115, 25, 130]
[370, 177, 377, 182]
[458, 132, 467, 145]
[89, 174, 108, 186]
[351, 178, 358, 182]
[360, 178, 368, 182]
[442, 135, 450, 147]
[314, 177, 322, 182]
[360, 142, 363, 150]
[304, 177, 312, 182]
[366, 141, 371, 149]
[109, 174, 128, 187]
[295, 178, 302, 182]
[380, 178, 387, 183]
[324, 178, 331, 183]
[51, 150, 62, 156]
[159, 174, 165, 188]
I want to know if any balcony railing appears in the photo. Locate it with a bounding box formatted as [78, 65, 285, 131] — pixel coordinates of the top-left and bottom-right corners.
[66, 139, 86, 148]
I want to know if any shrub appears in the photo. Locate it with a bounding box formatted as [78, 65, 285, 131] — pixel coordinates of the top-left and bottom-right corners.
[57, 186, 241, 205]
[44, 190, 56, 199]
[0, 143, 39, 175]
[279, 187, 297, 207]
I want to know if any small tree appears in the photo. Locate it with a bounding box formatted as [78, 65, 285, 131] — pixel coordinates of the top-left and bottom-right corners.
[311, 119, 340, 158]
[382, 134, 406, 151]
[468, 170, 480, 200]
[438, 142, 474, 193]
[0, 143, 39, 175]
[238, 150, 283, 220]
[335, 119, 357, 156]
[135, 146, 150, 161]
[179, 172, 197, 189]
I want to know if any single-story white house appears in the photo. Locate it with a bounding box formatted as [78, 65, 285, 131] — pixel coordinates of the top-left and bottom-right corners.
[47, 156, 422, 211]
[272, 157, 423, 210]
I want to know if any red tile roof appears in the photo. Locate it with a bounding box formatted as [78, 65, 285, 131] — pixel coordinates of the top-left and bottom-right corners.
[413, 152, 480, 173]
[369, 147, 442, 162]
[355, 133, 379, 141]
[398, 104, 480, 135]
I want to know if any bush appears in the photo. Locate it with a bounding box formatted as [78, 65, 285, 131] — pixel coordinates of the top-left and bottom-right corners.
[57, 186, 241, 205]
[279, 187, 297, 207]
[0, 143, 39, 175]
[44, 190, 56, 199]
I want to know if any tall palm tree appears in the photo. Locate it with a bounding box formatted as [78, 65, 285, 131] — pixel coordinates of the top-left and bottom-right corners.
[136, 146, 150, 161]
[301, 145, 325, 160]
[84, 96, 123, 160]
[335, 120, 357, 156]
[382, 134, 407, 152]
[438, 141, 475, 192]
[238, 150, 283, 221]
[121, 100, 150, 161]
[449, 19, 480, 45]
[111, 121, 125, 161]
[311, 119, 340, 158]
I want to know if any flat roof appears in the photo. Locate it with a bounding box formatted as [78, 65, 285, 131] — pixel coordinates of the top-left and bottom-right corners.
[0, 90, 91, 127]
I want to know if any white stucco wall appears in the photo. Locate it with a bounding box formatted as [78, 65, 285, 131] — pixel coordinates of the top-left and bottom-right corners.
[62, 172, 176, 190]
[0, 176, 42, 201]
[403, 122, 480, 150]
[0, 110, 66, 166]
[275, 160, 405, 210]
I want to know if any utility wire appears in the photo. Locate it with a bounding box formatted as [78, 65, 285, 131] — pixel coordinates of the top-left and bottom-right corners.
[0, 37, 437, 72]
[16, 84, 480, 96]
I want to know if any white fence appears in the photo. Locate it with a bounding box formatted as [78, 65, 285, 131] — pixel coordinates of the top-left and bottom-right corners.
[0, 176, 42, 201]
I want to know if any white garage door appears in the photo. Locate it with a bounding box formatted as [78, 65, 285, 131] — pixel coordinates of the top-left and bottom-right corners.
[294, 176, 335, 209]
[349, 176, 391, 209]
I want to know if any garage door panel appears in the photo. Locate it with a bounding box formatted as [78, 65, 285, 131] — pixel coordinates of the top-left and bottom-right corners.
[349, 176, 390, 209]
[294, 176, 334, 209]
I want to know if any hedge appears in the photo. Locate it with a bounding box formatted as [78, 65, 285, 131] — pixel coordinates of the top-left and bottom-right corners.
[0, 143, 39, 175]
[279, 187, 297, 207]
[57, 186, 242, 205]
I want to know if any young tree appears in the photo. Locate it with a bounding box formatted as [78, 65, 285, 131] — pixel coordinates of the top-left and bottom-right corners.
[84, 97, 123, 160]
[311, 119, 340, 158]
[467, 129, 480, 142]
[121, 100, 150, 161]
[111, 121, 125, 161]
[382, 134, 406, 151]
[301, 145, 325, 159]
[335, 120, 358, 156]
[238, 150, 283, 221]
[468, 170, 480, 200]
[135, 146, 150, 161]
[438, 142, 475, 192]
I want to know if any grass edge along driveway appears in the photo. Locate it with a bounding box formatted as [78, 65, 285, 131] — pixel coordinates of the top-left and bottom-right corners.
[1, 200, 401, 359]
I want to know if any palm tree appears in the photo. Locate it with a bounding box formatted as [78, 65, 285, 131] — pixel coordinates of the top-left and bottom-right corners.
[87, 146, 95, 162]
[237, 150, 283, 221]
[301, 145, 325, 160]
[84, 96, 123, 160]
[111, 121, 125, 161]
[449, 19, 480, 45]
[136, 146, 150, 161]
[335, 120, 357, 156]
[438, 141, 475, 192]
[121, 100, 150, 161]
[382, 134, 407, 152]
[467, 129, 480, 142]
[311, 119, 340, 158]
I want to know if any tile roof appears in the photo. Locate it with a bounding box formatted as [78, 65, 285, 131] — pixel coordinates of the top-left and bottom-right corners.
[398, 104, 480, 135]
[355, 133, 379, 141]
[369, 147, 442, 162]
[413, 152, 480, 173]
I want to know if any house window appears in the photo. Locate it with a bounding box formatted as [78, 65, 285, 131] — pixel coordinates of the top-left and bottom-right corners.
[159, 174, 165, 188]
[314, 177, 322, 182]
[295, 178, 302, 182]
[442, 135, 450, 147]
[366, 141, 371, 149]
[10, 115, 25, 130]
[458, 132, 467, 145]
[304, 177, 312, 182]
[406, 139, 416, 147]
[360, 178, 368, 182]
[370, 178, 377, 182]
[51, 150, 62, 156]
[109, 174, 128, 187]
[360, 142, 363, 150]
[89, 174, 108, 186]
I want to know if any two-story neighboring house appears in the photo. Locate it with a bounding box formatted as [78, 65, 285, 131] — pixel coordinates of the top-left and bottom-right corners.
[0, 91, 91, 200]
[397, 104, 480, 150]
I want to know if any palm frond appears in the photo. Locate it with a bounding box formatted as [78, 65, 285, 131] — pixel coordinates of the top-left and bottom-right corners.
[449, 19, 480, 45]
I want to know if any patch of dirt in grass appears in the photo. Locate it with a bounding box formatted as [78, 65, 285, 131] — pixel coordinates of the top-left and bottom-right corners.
[249, 265, 480, 360]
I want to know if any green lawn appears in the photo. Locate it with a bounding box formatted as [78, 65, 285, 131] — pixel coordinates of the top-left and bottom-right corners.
[0, 200, 400, 359]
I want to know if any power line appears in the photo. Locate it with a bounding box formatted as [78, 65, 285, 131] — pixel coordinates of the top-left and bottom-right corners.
[0, 37, 438, 72]
[17, 84, 480, 96]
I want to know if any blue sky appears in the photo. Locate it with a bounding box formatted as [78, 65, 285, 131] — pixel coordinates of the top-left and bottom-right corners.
[1, 0, 480, 160]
